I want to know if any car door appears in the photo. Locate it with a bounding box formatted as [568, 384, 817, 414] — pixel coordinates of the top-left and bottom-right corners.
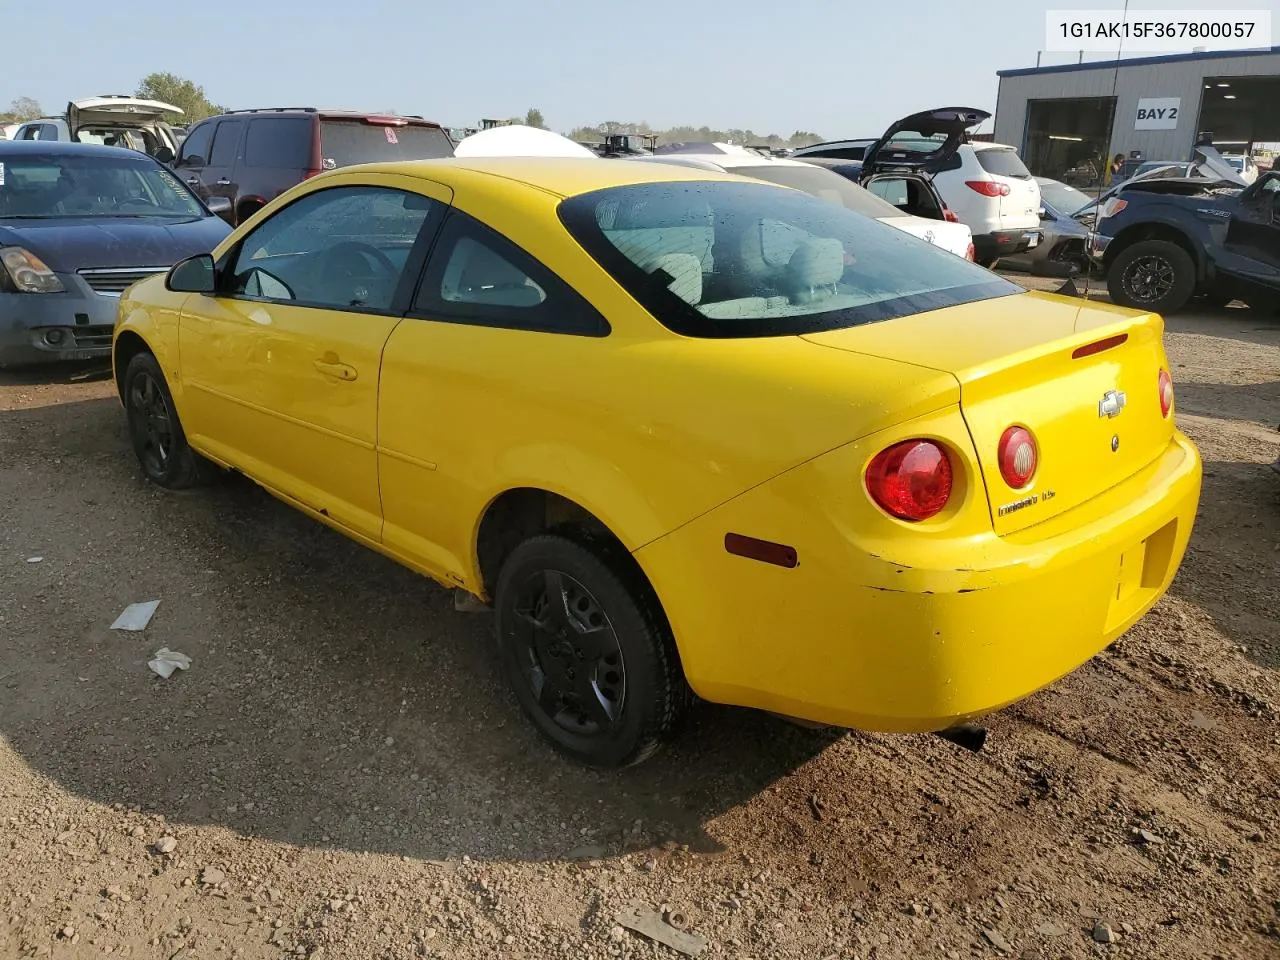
[178, 176, 444, 542]
[1220, 173, 1280, 287]
[202, 118, 246, 209]
[377, 208, 609, 585]
[173, 120, 216, 201]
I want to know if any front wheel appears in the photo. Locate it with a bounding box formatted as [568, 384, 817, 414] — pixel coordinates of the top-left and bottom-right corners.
[1107, 240, 1196, 313]
[493, 534, 690, 767]
[124, 352, 209, 489]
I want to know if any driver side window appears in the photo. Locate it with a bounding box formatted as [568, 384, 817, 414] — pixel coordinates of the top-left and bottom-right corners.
[225, 186, 437, 313]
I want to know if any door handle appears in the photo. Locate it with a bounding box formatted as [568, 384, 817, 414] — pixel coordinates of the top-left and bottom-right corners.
[185, 177, 200, 185]
[216, 178, 232, 186]
[314, 358, 358, 381]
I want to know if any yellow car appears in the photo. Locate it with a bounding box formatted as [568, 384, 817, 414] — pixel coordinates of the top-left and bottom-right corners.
[112, 158, 1202, 767]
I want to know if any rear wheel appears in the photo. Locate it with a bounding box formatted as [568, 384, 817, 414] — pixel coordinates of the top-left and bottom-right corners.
[1107, 240, 1195, 313]
[493, 534, 689, 767]
[124, 352, 209, 489]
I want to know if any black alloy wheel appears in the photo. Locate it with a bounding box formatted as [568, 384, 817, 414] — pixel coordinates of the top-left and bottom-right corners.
[123, 352, 209, 489]
[1107, 239, 1195, 313]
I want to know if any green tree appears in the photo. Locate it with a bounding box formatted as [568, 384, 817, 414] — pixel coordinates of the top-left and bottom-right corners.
[788, 130, 824, 147]
[136, 73, 223, 122]
[525, 108, 546, 129]
[1, 96, 43, 123]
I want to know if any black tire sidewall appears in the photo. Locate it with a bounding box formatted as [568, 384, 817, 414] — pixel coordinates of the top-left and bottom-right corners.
[124, 353, 197, 488]
[494, 535, 672, 768]
[1107, 240, 1195, 313]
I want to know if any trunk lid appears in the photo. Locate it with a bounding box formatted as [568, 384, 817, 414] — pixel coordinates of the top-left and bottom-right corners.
[861, 107, 990, 178]
[801, 292, 1175, 535]
[68, 97, 184, 130]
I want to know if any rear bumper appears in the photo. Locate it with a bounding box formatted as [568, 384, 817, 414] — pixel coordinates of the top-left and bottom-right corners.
[635, 431, 1202, 732]
[0, 284, 118, 367]
[974, 229, 1042, 261]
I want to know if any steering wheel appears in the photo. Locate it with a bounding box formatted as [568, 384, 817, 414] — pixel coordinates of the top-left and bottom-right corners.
[319, 241, 397, 278]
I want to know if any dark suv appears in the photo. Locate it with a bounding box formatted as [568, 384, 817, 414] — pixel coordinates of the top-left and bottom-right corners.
[173, 108, 454, 225]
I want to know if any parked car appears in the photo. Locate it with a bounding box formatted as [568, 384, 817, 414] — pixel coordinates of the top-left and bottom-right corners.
[1089, 149, 1276, 313]
[789, 138, 876, 161]
[632, 146, 975, 259]
[998, 178, 1092, 275]
[0, 142, 231, 367]
[856, 108, 1042, 266]
[9, 97, 184, 161]
[114, 157, 1199, 766]
[1222, 154, 1260, 185]
[172, 108, 454, 225]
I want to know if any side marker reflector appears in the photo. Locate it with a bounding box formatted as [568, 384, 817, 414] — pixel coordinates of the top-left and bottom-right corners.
[724, 533, 798, 569]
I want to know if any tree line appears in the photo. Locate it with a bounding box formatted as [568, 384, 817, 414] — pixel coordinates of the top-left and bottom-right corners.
[1, 75, 224, 126]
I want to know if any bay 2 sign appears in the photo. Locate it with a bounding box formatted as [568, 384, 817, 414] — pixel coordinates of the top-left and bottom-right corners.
[1135, 97, 1181, 130]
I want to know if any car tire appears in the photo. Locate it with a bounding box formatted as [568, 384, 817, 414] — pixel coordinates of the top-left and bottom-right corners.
[493, 532, 690, 768]
[1107, 240, 1195, 313]
[123, 352, 210, 489]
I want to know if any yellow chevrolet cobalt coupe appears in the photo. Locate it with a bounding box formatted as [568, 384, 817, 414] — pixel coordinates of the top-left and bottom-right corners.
[113, 158, 1202, 767]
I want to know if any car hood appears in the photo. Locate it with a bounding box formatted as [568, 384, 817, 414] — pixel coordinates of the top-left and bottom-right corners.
[861, 106, 990, 177]
[0, 216, 231, 272]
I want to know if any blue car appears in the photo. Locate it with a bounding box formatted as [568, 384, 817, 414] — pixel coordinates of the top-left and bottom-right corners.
[0, 141, 231, 367]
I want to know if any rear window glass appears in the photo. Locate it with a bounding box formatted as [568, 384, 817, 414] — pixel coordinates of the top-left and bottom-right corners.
[975, 148, 1031, 179]
[245, 117, 312, 168]
[319, 121, 454, 167]
[558, 180, 1017, 339]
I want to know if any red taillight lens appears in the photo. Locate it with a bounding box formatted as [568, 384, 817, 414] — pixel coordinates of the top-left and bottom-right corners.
[965, 242, 976, 262]
[965, 180, 1010, 198]
[1158, 369, 1174, 417]
[997, 426, 1038, 489]
[943, 208, 960, 222]
[866, 440, 953, 522]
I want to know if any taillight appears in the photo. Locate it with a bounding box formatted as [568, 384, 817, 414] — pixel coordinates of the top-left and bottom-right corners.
[965, 180, 1010, 198]
[943, 208, 960, 223]
[965, 242, 976, 262]
[1158, 369, 1174, 417]
[865, 440, 953, 522]
[997, 426, 1038, 489]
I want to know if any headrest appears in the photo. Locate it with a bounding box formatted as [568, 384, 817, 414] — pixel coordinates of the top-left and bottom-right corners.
[647, 252, 703, 305]
[785, 238, 844, 303]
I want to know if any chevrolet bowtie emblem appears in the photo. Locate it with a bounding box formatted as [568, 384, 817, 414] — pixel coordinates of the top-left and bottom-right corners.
[1098, 389, 1127, 419]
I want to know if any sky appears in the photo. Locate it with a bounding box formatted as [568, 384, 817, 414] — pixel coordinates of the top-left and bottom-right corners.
[5, 0, 1279, 138]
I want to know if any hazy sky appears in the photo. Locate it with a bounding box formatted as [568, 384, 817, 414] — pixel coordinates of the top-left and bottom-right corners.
[5, 0, 1279, 137]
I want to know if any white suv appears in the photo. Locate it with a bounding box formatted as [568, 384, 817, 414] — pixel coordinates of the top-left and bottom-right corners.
[809, 108, 1043, 267]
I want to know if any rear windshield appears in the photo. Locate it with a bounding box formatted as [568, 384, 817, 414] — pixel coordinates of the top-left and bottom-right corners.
[319, 121, 454, 167]
[557, 180, 1017, 339]
[732, 164, 903, 219]
[975, 148, 1032, 179]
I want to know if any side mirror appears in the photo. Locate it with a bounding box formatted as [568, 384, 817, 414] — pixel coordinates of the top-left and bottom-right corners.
[154, 146, 175, 165]
[205, 196, 234, 222]
[166, 254, 217, 294]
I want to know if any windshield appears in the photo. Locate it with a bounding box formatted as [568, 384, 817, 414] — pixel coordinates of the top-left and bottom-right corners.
[733, 164, 904, 220]
[558, 180, 1017, 339]
[1037, 179, 1092, 216]
[0, 151, 205, 218]
[319, 121, 454, 167]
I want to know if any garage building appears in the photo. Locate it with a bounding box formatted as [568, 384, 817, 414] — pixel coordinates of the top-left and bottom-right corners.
[994, 46, 1280, 185]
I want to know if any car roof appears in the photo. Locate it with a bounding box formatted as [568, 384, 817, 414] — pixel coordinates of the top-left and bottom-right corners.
[647, 152, 811, 171]
[344, 156, 748, 198]
[214, 108, 443, 127]
[0, 140, 157, 160]
[970, 141, 1018, 151]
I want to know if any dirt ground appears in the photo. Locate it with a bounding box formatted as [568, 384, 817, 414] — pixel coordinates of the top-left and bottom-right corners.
[1, 291, 1277, 960]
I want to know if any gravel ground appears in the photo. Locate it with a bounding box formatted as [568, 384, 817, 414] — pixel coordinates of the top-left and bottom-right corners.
[1, 292, 1277, 960]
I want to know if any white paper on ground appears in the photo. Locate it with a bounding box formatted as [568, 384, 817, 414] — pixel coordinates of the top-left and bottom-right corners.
[148, 648, 191, 679]
[110, 600, 160, 631]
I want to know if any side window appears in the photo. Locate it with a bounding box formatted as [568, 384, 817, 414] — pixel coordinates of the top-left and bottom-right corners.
[867, 177, 909, 207]
[225, 186, 437, 312]
[209, 120, 244, 167]
[177, 122, 214, 168]
[413, 212, 609, 336]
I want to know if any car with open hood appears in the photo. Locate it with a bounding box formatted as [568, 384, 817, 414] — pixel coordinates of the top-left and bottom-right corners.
[112, 155, 1199, 767]
[0, 141, 232, 366]
[1087, 146, 1275, 313]
[9, 97, 185, 162]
